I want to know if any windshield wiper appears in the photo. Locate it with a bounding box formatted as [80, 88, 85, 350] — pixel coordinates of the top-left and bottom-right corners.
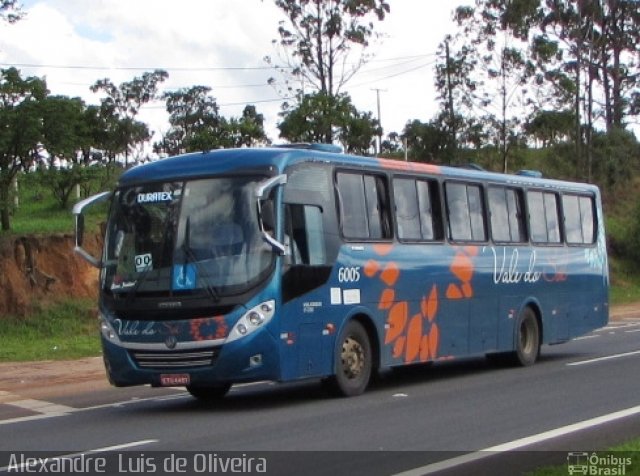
[125, 261, 154, 304]
[182, 217, 220, 303]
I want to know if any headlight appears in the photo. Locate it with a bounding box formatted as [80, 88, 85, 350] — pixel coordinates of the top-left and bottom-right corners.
[99, 314, 119, 341]
[226, 300, 275, 343]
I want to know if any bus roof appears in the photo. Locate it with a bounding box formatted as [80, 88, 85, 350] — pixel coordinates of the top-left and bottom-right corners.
[117, 146, 599, 194]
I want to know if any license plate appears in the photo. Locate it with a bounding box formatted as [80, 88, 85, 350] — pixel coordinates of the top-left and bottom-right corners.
[160, 374, 190, 386]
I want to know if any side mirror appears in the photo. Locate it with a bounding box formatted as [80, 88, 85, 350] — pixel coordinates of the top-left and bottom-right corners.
[255, 175, 287, 255]
[72, 191, 111, 268]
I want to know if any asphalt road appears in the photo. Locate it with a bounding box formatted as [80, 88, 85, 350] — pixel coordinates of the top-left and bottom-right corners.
[0, 317, 639, 476]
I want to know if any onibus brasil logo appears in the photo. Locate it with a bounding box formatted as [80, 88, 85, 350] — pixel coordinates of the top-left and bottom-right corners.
[567, 452, 632, 475]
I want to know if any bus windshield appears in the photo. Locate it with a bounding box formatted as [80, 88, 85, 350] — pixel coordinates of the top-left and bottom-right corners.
[103, 176, 274, 298]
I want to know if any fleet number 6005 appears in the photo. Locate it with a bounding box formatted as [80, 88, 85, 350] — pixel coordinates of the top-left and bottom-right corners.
[338, 266, 361, 283]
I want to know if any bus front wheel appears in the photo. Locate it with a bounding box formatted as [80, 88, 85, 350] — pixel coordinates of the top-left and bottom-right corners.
[325, 320, 372, 397]
[513, 307, 540, 366]
[186, 383, 231, 401]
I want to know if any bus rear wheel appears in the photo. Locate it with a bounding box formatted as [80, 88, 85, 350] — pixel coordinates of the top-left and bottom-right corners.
[513, 307, 540, 366]
[325, 320, 372, 397]
[186, 383, 231, 401]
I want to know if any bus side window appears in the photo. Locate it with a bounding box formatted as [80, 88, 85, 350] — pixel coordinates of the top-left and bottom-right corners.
[445, 182, 487, 242]
[488, 186, 526, 243]
[562, 194, 596, 245]
[579, 196, 596, 244]
[528, 190, 561, 244]
[285, 204, 327, 266]
[393, 178, 421, 240]
[336, 171, 391, 241]
[393, 178, 441, 241]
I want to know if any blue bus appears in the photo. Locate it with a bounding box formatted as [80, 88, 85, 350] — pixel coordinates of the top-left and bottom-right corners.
[73, 144, 609, 398]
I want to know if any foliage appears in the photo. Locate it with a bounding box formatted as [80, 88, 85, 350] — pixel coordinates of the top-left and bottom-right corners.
[401, 119, 448, 163]
[0, 67, 48, 231]
[278, 91, 378, 153]
[442, 1, 536, 172]
[268, 0, 389, 143]
[5, 167, 116, 234]
[90, 70, 168, 165]
[590, 127, 640, 192]
[0, 298, 100, 362]
[35, 167, 85, 209]
[228, 105, 269, 148]
[40, 95, 90, 159]
[160, 86, 269, 154]
[0, 0, 23, 23]
[268, 0, 390, 97]
[525, 110, 575, 147]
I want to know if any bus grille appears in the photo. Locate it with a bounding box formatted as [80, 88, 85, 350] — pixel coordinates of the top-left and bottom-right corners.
[130, 347, 221, 369]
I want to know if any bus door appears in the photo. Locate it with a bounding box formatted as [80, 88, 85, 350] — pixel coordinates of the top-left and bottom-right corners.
[280, 163, 341, 379]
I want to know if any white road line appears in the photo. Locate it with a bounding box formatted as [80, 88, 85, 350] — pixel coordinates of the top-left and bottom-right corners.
[567, 350, 640, 366]
[573, 335, 600, 341]
[625, 329, 640, 334]
[8, 399, 74, 415]
[0, 392, 187, 426]
[88, 439, 159, 452]
[393, 405, 640, 476]
[0, 440, 158, 473]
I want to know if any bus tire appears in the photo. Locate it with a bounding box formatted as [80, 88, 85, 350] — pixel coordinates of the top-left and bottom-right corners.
[325, 320, 372, 397]
[512, 307, 540, 366]
[186, 383, 231, 401]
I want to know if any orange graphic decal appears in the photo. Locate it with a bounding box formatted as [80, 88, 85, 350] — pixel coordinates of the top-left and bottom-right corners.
[369, 245, 476, 365]
[190, 316, 228, 341]
[423, 284, 438, 321]
[377, 158, 442, 175]
[420, 335, 430, 361]
[385, 301, 408, 344]
[364, 259, 380, 277]
[373, 243, 394, 256]
[461, 282, 473, 298]
[380, 262, 400, 286]
[379, 288, 395, 309]
[428, 323, 439, 360]
[393, 336, 406, 358]
[451, 253, 474, 282]
[446, 283, 464, 299]
[405, 314, 423, 362]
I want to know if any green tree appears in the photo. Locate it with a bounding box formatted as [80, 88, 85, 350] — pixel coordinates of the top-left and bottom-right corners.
[401, 119, 448, 163]
[278, 91, 377, 153]
[41, 95, 88, 159]
[278, 92, 348, 143]
[0, 67, 47, 230]
[163, 85, 222, 154]
[90, 70, 168, 165]
[339, 109, 378, 155]
[161, 86, 268, 153]
[39, 95, 93, 208]
[591, 127, 640, 193]
[448, 1, 536, 172]
[525, 109, 575, 147]
[268, 0, 389, 142]
[224, 105, 269, 148]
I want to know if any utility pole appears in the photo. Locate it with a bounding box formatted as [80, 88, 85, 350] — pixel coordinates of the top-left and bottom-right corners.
[445, 38, 457, 165]
[371, 88, 386, 155]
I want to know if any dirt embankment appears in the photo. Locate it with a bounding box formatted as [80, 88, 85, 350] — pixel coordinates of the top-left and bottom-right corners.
[0, 233, 101, 317]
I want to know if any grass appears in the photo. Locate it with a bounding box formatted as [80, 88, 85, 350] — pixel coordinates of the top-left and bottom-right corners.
[609, 256, 640, 304]
[0, 298, 101, 362]
[3, 169, 114, 236]
[526, 440, 640, 475]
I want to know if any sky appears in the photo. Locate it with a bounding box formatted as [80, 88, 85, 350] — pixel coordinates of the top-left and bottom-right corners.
[0, 0, 472, 154]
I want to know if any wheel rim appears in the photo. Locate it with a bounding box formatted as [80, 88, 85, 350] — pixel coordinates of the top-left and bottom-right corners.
[520, 318, 536, 355]
[341, 336, 365, 380]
